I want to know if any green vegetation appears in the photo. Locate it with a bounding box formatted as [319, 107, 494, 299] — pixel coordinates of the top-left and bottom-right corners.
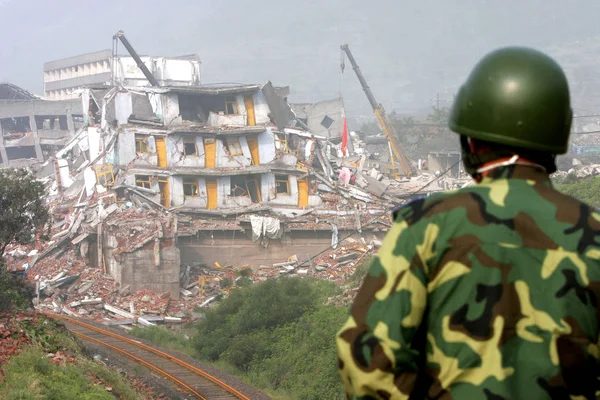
[0, 316, 145, 400]
[0, 168, 49, 255]
[0, 348, 142, 400]
[129, 325, 195, 357]
[131, 277, 349, 400]
[0, 168, 50, 312]
[555, 176, 600, 207]
[0, 262, 34, 312]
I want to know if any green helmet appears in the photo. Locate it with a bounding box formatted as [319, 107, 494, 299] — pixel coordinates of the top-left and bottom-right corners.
[449, 46, 572, 154]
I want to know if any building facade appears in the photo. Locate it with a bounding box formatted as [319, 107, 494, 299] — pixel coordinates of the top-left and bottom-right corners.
[43, 50, 201, 100]
[0, 82, 83, 168]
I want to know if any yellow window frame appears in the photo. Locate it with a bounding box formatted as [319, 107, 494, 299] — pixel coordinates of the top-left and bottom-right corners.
[275, 174, 290, 194]
[226, 138, 244, 156]
[94, 164, 115, 187]
[135, 135, 149, 154]
[224, 96, 239, 115]
[275, 134, 289, 153]
[135, 175, 152, 189]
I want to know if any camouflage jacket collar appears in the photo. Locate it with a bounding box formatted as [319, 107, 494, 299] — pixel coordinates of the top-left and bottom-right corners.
[479, 164, 551, 186]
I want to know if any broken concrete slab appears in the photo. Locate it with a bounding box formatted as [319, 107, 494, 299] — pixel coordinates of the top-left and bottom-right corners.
[77, 281, 95, 294]
[362, 175, 390, 197]
[118, 285, 131, 297]
[336, 252, 360, 263]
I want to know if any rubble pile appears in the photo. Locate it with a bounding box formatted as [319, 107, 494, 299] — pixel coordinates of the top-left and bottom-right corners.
[551, 163, 600, 183]
[252, 237, 379, 285]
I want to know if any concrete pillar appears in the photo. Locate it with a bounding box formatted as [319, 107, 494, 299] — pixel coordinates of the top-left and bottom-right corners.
[97, 224, 104, 272]
[0, 120, 8, 166]
[66, 111, 75, 135]
[29, 114, 44, 161]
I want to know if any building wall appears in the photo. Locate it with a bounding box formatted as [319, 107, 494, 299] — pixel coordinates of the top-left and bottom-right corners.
[161, 94, 181, 126]
[116, 245, 181, 299]
[114, 56, 200, 87]
[115, 92, 133, 125]
[44, 51, 201, 100]
[172, 175, 208, 208]
[253, 90, 270, 125]
[178, 230, 386, 267]
[261, 172, 299, 205]
[216, 135, 252, 168]
[258, 129, 276, 163]
[118, 131, 161, 168]
[169, 134, 206, 168]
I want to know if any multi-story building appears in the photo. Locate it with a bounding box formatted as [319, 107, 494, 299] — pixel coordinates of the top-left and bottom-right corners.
[0, 82, 83, 168]
[63, 81, 324, 212]
[43, 50, 201, 100]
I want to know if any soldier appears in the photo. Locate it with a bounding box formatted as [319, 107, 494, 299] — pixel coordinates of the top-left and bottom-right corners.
[336, 46, 600, 399]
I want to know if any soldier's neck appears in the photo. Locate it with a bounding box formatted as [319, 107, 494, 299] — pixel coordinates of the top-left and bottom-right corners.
[475, 157, 550, 184]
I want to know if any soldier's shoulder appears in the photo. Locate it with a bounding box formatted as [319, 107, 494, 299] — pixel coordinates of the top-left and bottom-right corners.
[391, 189, 466, 224]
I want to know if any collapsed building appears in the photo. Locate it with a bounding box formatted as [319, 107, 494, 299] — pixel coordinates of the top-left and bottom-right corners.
[2, 35, 475, 325]
[47, 78, 401, 292]
[0, 82, 83, 168]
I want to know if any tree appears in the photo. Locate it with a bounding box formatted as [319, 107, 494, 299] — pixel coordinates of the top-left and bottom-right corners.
[427, 105, 450, 130]
[0, 168, 49, 255]
[0, 260, 34, 311]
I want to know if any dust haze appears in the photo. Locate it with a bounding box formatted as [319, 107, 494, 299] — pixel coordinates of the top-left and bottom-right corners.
[2, 0, 600, 117]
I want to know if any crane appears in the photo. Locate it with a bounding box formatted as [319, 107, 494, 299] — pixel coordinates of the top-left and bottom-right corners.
[340, 44, 413, 177]
[112, 30, 160, 87]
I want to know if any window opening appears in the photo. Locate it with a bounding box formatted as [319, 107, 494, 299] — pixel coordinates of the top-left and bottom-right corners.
[135, 135, 149, 153]
[226, 138, 243, 156]
[94, 165, 115, 187]
[135, 175, 152, 189]
[183, 177, 199, 197]
[275, 174, 290, 194]
[183, 137, 198, 156]
[225, 96, 239, 115]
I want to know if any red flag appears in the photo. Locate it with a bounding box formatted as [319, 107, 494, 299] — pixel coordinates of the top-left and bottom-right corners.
[341, 116, 348, 157]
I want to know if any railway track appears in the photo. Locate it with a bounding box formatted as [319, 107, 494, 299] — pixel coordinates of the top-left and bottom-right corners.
[48, 314, 252, 400]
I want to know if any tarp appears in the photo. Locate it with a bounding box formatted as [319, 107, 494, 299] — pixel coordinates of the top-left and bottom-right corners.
[250, 215, 283, 242]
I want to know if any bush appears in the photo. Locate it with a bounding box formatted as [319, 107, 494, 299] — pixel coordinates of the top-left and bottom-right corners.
[191, 277, 345, 399]
[248, 306, 348, 399]
[134, 277, 347, 399]
[555, 176, 600, 207]
[0, 262, 34, 312]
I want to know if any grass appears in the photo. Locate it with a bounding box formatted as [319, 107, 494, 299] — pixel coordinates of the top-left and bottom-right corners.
[129, 325, 197, 357]
[0, 347, 128, 400]
[0, 316, 148, 400]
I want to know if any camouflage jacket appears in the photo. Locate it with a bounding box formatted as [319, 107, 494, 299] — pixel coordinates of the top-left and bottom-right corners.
[336, 165, 600, 400]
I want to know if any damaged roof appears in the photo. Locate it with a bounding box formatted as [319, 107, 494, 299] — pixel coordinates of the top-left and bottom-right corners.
[124, 84, 262, 95]
[0, 82, 38, 100]
[169, 126, 267, 135]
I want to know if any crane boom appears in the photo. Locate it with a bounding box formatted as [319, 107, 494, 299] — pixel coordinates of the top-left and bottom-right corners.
[340, 44, 413, 177]
[113, 30, 160, 87]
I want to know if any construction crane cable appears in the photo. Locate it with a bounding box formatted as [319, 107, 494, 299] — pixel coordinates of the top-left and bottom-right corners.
[297, 159, 462, 268]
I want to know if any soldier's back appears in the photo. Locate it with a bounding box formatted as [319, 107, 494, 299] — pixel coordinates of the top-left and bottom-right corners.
[402, 166, 600, 399]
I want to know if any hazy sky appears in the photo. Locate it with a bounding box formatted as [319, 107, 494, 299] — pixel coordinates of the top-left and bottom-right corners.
[2, 0, 600, 116]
